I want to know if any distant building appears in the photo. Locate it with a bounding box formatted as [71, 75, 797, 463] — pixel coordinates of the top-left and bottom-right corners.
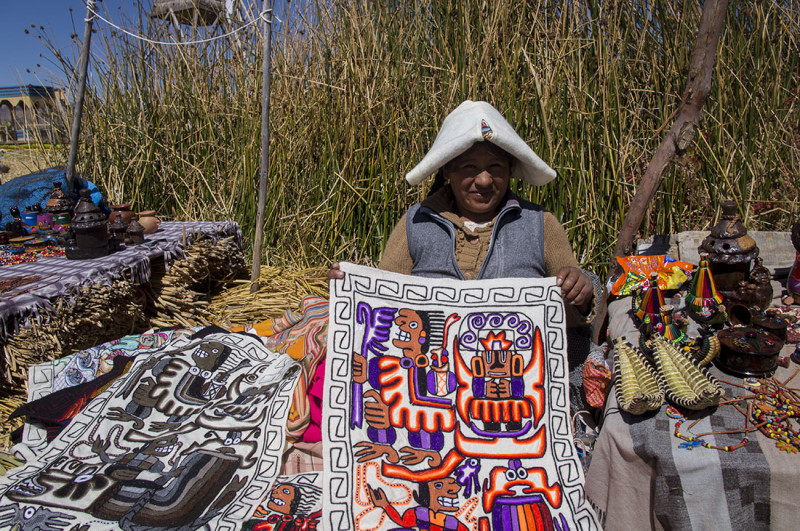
[0, 85, 68, 144]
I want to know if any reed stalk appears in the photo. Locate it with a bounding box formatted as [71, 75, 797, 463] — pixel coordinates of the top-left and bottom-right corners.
[35, 0, 799, 278]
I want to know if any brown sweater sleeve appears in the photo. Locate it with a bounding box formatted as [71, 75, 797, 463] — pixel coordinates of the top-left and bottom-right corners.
[378, 212, 414, 275]
[543, 211, 601, 326]
[543, 211, 581, 275]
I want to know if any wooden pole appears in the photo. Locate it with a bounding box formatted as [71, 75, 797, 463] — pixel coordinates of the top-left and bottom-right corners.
[65, 0, 98, 192]
[250, 0, 274, 293]
[611, 0, 730, 261]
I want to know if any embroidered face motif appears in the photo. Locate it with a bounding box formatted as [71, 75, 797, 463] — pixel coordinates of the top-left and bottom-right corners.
[267, 484, 297, 514]
[426, 477, 461, 513]
[393, 309, 427, 358]
[444, 142, 511, 223]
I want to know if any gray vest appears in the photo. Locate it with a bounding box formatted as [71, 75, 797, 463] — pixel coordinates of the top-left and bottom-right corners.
[406, 194, 547, 280]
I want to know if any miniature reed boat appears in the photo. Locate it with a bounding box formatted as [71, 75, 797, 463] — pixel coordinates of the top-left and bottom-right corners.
[651, 335, 723, 410]
[613, 338, 664, 415]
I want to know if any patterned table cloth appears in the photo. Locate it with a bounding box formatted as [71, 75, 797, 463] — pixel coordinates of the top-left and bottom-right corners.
[585, 292, 799, 531]
[0, 221, 242, 338]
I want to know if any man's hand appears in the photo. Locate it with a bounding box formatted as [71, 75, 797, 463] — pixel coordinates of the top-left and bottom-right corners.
[327, 262, 345, 283]
[367, 485, 389, 509]
[556, 266, 593, 315]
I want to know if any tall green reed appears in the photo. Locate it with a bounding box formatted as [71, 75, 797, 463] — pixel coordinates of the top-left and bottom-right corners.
[38, 0, 799, 278]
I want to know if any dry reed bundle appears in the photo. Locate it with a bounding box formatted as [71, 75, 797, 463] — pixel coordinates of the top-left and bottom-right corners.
[146, 234, 247, 329]
[207, 266, 328, 329]
[0, 237, 245, 395]
[1, 280, 148, 395]
[0, 393, 26, 451]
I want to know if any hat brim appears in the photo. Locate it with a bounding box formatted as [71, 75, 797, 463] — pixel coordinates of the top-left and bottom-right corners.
[405, 100, 557, 186]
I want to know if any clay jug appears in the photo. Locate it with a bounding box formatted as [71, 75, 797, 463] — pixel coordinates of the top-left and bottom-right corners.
[138, 210, 161, 235]
[108, 203, 135, 227]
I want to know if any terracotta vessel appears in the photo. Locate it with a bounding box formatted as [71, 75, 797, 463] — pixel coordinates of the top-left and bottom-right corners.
[138, 210, 161, 234]
[698, 200, 759, 306]
[748, 257, 773, 310]
[126, 217, 145, 245]
[45, 182, 75, 215]
[108, 203, 135, 227]
[108, 216, 128, 251]
[6, 207, 25, 237]
[717, 327, 782, 378]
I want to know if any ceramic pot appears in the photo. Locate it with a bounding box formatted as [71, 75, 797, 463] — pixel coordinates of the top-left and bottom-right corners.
[138, 210, 161, 235]
[20, 212, 38, 229]
[698, 201, 759, 302]
[108, 203, 135, 227]
[717, 327, 782, 378]
[126, 217, 145, 245]
[45, 182, 75, 214]
[53, 212, 72, 227]
[66, 189, 109, 259]
[37, 212, 53, 232]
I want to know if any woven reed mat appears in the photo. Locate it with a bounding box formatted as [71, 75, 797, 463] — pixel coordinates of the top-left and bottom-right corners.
[206, 266, 329, 329]
[0, 234, 247, 448]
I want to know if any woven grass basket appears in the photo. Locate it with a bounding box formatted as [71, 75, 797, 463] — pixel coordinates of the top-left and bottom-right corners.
[613, 337, 665, 415]
[651, 335, 724, 410]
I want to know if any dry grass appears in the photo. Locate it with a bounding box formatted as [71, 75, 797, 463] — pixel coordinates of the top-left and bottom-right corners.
[207, 266, 329, 329]
[0, 147, 57, 182]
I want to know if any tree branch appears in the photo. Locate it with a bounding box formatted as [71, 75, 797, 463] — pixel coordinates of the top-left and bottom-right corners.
[611, 0, 730, 260]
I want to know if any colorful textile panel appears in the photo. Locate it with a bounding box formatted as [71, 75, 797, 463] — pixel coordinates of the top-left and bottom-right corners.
[324, 263, 599, 531]
[21, 328, 197, 451]
[0, 332, 301, 530]
[611, 255, 694, 296]
[231, 297, 329, 443]
[243, 471, 323, 530]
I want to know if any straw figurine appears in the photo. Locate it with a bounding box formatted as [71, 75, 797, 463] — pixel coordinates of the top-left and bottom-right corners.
[613, 337, 665, 415]
[686, 252, 726, 324]
[639, 304, 687, 360]
[634, 271, 666, 326]
[651, 335, 724, 410]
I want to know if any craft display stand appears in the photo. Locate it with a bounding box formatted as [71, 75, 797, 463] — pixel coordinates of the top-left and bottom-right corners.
[585, 285, 800, 530]
[0, 221, 245, 444]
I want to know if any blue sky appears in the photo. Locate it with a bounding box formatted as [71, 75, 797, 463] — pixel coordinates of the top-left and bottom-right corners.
[1, 1, 301, 88]
[0, 1, 125, 87]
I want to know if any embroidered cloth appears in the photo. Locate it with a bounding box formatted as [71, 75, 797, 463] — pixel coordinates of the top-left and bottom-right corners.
[0, 331, 300, 530]
[324, 263, 599, 530]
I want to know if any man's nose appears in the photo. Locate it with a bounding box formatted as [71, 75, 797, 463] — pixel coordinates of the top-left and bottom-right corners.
[474, 170, 492, 187]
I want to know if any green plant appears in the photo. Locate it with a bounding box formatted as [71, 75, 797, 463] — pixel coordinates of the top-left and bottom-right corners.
[37, 0, 799, 278]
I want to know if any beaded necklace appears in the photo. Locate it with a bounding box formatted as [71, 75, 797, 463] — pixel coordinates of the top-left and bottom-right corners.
[671, 369, 800, 453]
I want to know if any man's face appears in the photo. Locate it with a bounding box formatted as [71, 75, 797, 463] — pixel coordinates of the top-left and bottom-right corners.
[444, 142, 511, 223]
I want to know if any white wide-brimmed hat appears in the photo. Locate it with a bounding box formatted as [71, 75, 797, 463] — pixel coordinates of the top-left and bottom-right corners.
[405, 100, 557, 186]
